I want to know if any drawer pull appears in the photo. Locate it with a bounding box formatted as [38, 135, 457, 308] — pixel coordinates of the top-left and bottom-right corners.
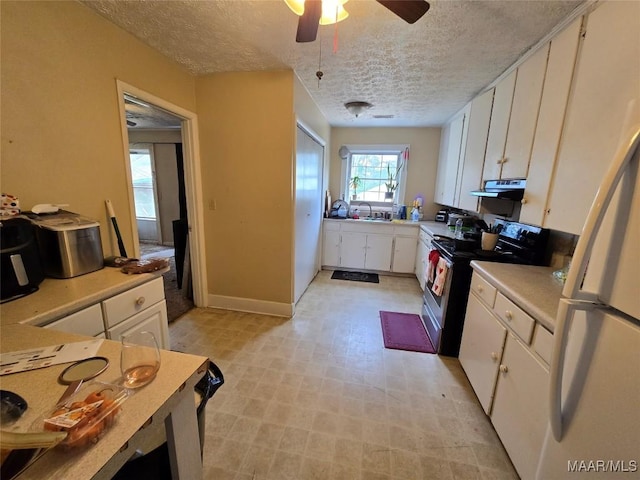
[135, 296, 146, 306]
[491, 352, 499, 361]
[505, 310, 513, 320]
[477, 285, 484, 293]
[499, 364, 509, 374]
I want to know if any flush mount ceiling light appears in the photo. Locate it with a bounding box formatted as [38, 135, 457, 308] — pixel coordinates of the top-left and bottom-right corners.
[345, 101, 373, 118]
[284, 0, 349, 25]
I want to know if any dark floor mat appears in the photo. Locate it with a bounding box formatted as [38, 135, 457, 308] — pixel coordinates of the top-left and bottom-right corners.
[331, 270, 380, 283]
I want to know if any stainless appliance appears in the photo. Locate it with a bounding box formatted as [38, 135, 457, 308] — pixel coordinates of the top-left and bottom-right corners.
[470, 178, 526, 200]
[27, 211, 104, 278]
[422, 219, 549, 356]
[536, 129, 640, 477]
[434, 209, 448, 222]
[446, 213, 475, 229]
[0, 217, 45, 303]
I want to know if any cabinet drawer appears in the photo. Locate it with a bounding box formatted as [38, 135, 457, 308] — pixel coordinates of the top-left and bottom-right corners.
[323, 221, 341, 232]
[494, 293, 535, 344]
[393, 225, 418, 237]
[532, 323, 554, 365]
[471, 272, 497, 307]
[43, 304, 104, 337]
[419, 229, 432, 244]
[102, 277, 165, 328]
[341, 222, 392, 234]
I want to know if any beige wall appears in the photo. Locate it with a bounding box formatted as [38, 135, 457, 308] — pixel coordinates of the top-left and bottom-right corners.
[329, 128, 442, 218]
[1, 1, 196, 257]
[195, 71, 296, 304]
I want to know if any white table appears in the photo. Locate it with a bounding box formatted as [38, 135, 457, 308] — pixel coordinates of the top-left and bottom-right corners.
[0, 324, 207, 479]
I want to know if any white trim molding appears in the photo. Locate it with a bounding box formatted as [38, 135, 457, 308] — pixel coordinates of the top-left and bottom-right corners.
[207, 294, 294, 318]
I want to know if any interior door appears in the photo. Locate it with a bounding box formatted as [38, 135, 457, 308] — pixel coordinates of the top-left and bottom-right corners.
[153, 143, 181, 245]
[294, 125, 324, 303]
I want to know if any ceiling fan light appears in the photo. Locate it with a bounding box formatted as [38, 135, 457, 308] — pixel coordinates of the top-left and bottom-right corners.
[284, 0, 305, 16]
[286, 0, 349, 24]
[319, 1, 349, 25]
[345, 101, 372, 118]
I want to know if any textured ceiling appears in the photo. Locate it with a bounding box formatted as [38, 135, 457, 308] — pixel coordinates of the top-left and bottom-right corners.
[83, 0, 584, 128]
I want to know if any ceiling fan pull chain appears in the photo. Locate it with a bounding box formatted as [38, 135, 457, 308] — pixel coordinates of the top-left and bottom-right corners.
[316, 33, 323, 88]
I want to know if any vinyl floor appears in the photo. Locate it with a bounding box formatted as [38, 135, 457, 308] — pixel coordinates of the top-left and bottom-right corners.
[168, 270, 519, 480]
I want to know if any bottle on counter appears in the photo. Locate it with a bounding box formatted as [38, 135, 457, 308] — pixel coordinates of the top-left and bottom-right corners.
[455, 218, 464, 239]
[411, 208, 420, 222]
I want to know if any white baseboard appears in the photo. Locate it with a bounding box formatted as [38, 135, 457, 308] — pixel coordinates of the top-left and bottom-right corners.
[207, 294, 294, 317]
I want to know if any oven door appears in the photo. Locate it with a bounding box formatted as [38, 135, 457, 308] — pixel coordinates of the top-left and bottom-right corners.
[422, 252, 453, 352]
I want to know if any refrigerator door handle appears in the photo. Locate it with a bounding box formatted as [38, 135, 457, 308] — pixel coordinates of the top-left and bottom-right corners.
[549, 299, 598, 441]
[564, 128, 640, 300]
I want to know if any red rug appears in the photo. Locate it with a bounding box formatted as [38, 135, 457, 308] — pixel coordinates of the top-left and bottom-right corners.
[380, 311, 436, 354]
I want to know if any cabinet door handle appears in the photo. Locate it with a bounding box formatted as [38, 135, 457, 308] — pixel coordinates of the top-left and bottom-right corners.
[135, 296, 146, 306]
[521, 198, 528, 205]
[505, 310, 513, 320]
[499, 364, 508, 374]
[490, 352, 499, 361]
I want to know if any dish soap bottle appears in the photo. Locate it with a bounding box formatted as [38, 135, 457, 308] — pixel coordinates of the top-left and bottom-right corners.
[455, 218, 464, 239]
[411, 207, 420, 222]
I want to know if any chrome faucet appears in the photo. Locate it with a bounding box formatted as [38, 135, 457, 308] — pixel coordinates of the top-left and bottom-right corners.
[360, 202, 373, 218]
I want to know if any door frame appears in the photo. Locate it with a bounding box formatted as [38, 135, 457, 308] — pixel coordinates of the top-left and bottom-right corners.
[116, 80, 208, 307]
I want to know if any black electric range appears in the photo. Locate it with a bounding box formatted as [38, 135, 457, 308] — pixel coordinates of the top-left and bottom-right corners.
[422, 219, 549, 357]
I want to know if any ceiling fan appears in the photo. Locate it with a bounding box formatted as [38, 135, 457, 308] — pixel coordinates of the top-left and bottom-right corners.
[295, 0, 430, 43]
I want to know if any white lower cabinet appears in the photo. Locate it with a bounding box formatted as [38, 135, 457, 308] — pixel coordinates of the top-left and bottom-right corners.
[491, 333, 549, 480]
[339, 231, 367, 269]
[322, 220, 418, 273]
[42, 276, 170, 349]
[107, 300, 169, 349]
[392, 236, 417, 273]
[458, 294, 507, 414]
[341, 231, 393, 271]
[322, 228, 341, 268]
[460, 270, 551, 480]
[103, 277, 170, 349]
[414, 229, 432, 289]
[44, 303, 105, 338]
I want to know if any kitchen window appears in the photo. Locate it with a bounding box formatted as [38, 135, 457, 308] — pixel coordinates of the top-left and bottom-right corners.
[342, 144, 408, 205]
[129, 146, 157, 219]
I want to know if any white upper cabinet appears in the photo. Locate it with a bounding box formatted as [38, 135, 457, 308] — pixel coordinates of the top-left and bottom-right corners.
[520, 17, 583, 226]
[544, 1, 640, 235]
[434, 107, 468, 207]
[501, 43, 550, 180]
[456, 88, 495, 212]
[483, 70, 517, 181]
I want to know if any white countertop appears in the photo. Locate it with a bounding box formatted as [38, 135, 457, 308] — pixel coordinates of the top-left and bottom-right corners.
[0, 267, 167, 328]
[420, 221, 455, 238]
[470, 261, 564, 332]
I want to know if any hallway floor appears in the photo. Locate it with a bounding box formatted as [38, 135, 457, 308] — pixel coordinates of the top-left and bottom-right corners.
[168, 271, 519, 480]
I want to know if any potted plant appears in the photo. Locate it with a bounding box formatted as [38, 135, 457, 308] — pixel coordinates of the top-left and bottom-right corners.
[350, 176, 361, 200]
[385, 161, 403, 200]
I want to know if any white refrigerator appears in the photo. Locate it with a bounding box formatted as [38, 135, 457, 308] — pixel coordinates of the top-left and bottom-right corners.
[535, 125, 640, 478]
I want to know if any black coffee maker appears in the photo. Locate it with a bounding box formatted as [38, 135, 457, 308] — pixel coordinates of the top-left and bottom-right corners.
[1, 217, 45, 303]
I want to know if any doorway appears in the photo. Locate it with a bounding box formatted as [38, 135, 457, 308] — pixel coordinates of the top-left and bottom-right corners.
[116, 80, 208, 318]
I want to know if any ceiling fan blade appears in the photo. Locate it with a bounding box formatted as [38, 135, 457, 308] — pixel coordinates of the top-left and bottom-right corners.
[296, 0, 322, 42]
[376, 0, 430, 24]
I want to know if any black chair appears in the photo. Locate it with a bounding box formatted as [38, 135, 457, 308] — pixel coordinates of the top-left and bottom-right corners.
[112, 360, 224, 479]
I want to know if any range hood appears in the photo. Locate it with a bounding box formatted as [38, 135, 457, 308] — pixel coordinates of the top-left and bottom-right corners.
[471, 179, 526, 200]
